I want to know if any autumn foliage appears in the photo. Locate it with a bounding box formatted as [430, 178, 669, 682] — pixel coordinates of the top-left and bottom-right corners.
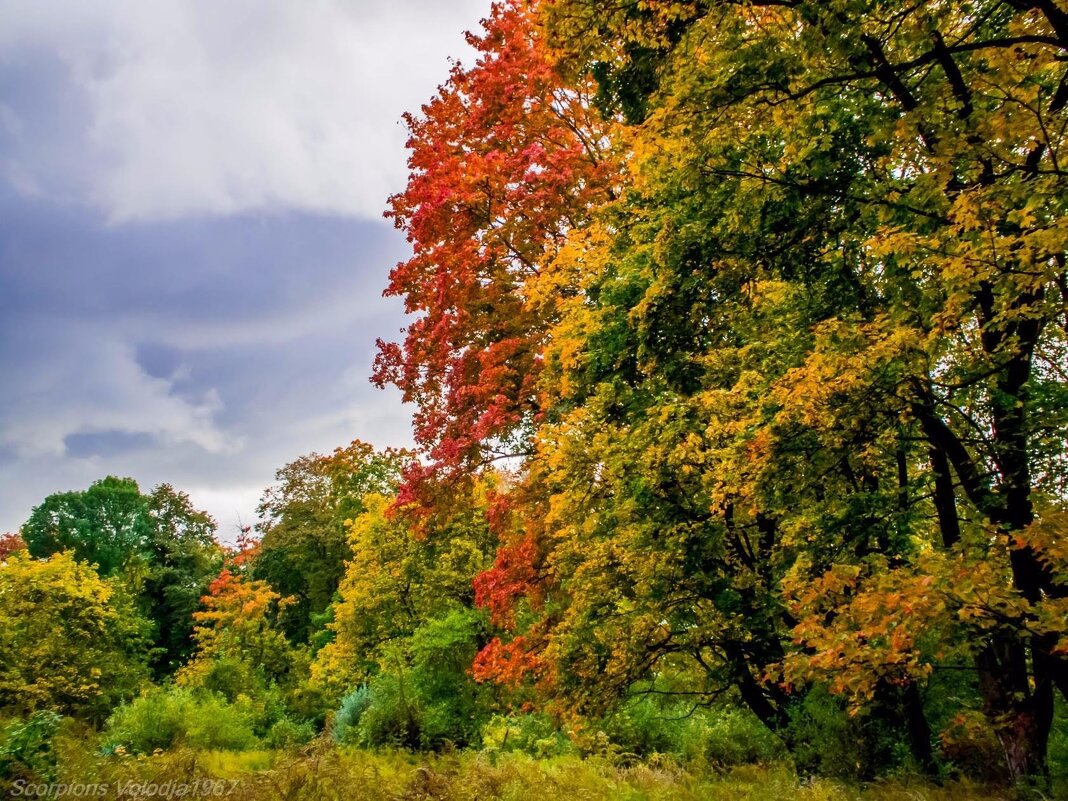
[3, 0, 1067, 790]
[375, 0, 616, 500]
[374, 0, 1068, 786]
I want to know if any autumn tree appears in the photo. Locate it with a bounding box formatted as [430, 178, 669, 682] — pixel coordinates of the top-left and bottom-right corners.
[310, 476, 502, 748]
[515, 0, 1068, 782]
[377, 0, 1068, 782]
[311, 478, 498, 699]
[253, 441, 410, 643]
[373, 0, 618, 503]
[371, 0, 624, 750]
[0, 533, 25, 561]
[0, 551, 151, 721]
[21, 478, 222, 675]
[178, 568, 304, 700]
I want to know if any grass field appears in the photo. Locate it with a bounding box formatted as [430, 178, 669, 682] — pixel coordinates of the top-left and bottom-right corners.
[23, 745, 1020, 801]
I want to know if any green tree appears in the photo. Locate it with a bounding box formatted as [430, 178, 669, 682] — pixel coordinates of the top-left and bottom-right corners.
[22, 476, 151, 576]
[20, 478, 222, 675]
[253, 441, 410, 644]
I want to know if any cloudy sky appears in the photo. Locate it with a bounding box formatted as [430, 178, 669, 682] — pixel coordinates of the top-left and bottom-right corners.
[0, 1, 488, 537]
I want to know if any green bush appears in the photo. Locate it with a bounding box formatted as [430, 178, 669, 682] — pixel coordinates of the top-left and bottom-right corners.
[0, 711, 62, 782]
[481, 714, 577, 758]
[784, 687, 912, 780]
[283, 684, 331, 729]
[103, 687, 257, 753]
[232, 686, 289, 738]
[692, 708, 786, 768]
[596, 695, 691, 757]
[195, 656, 260, 702]
[332, 671, 467, 751]
[331, 611, 491, 751]
[330, 686, 372, 744]
[184, 655, 323, 734]
[263, 719, 316, 749]
[404, 609, 490, 749]
[592, 697, 784, 766]
[352, 674, 422, 749]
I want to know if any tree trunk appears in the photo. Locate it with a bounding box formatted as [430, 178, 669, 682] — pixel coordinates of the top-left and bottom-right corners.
[975, 630, 1052, 785]
[922, 411, 1053, 784]
[902, 682, 938, 777]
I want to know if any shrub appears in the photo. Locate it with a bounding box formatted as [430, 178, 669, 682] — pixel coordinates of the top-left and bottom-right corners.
[0, 711, 62, 782]
[283, 684, 331, 729]
[262, 719, 316, 750]
[596, 695, 691, 757]
[232, 687, 289, 738]
[784, 686, 912, 780]
[103, 687, 256, 753]
[480, 714, 577, 759]
[329, 611, 491, 751]
[692, 709, 786, 768]
[330, 686, 372, 744]
[405, 610, 490, 749]
[578, 695, 786, 767]
[351, 674, 422, 749]
[193, 656, 260, 702]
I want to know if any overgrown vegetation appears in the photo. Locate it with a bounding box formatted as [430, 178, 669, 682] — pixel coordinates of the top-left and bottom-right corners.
[2, 0, 1067, 796]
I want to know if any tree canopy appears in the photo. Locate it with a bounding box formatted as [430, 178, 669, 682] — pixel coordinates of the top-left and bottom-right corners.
[0, 551, 150, 721]
[21, 477, 222, 674]
[374, 0, 1068, 784]
[2, 0, 1066, 788]
[253, 441, 410, 643]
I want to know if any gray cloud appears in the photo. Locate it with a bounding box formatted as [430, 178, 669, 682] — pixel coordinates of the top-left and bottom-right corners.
[0, 1, 491, 535]
[0, 198, 420, 536]
[0, 0, 487, 221]
[0, 322, 232, 458]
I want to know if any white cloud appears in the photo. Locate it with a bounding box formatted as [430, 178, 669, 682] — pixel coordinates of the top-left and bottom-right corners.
[0, 321, 235, 457]
[183, 485, 265, 542]
[0, 2, 461, 534]
[0, 0, 487, 221]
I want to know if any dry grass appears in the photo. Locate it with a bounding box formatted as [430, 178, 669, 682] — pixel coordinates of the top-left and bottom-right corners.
[42, 744, 1017, 801]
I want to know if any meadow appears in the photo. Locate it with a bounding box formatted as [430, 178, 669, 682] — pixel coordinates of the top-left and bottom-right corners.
[9, 739, 1023, 801]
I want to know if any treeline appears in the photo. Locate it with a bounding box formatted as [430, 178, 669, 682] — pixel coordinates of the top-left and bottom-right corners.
[0, 451, 478, 753]
[1, 452, 779, 778]
[3, 0, 1068, 792]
